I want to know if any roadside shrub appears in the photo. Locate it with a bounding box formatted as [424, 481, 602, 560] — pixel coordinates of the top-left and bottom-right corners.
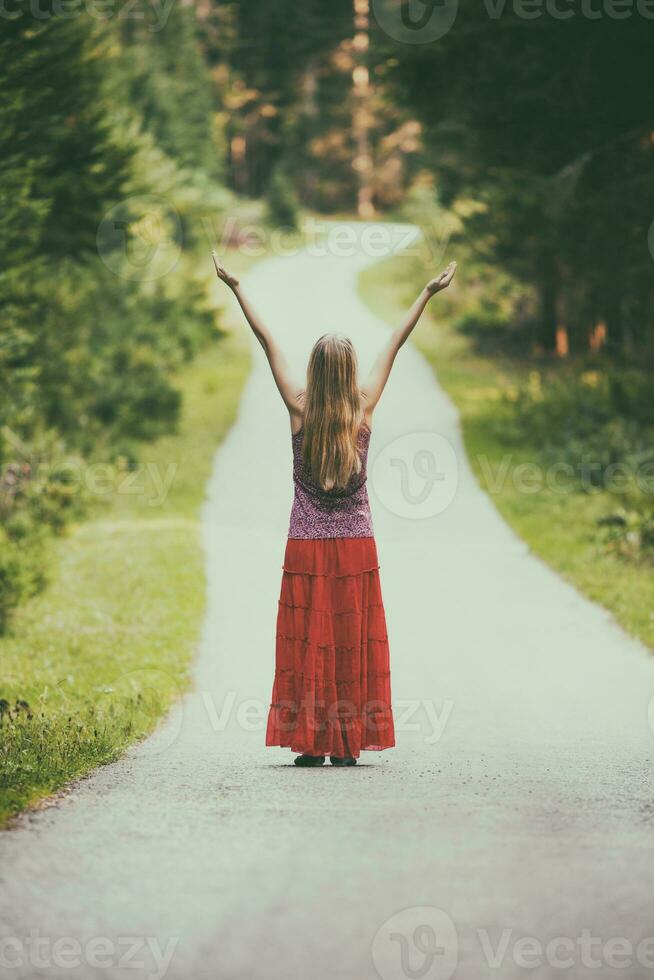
[91, 358, 182, 442]
[0, 252, 220, 632]
[0, 430, 94, 629]
[0, 531, 48, 633]
[501, 369, 654, 478]
[597, 506, 654, 563]
[496, 365, 654, 561]
[455, 306, 526, 355]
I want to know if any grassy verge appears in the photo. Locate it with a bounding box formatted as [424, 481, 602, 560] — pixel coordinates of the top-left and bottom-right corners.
[359, 253, 654, 651]
[0, 264, 251, 827]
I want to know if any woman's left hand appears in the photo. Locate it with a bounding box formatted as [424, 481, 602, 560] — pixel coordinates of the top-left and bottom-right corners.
[426, 261, 457, 295]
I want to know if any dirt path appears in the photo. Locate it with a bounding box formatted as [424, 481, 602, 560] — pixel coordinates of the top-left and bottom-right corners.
[1, 224, 654, 980]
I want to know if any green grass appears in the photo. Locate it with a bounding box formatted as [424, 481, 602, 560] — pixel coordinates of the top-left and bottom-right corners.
[359, 254, 654, 651]
[0, 299, 250, 825]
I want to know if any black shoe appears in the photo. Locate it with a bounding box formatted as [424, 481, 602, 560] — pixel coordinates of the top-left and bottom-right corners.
[329, 756, 357, 766]
[294, 754, 325, 767]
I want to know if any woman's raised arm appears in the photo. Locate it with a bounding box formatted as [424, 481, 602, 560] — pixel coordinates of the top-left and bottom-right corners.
[212, 251, 304, 420]
[361, 261, 457, 417]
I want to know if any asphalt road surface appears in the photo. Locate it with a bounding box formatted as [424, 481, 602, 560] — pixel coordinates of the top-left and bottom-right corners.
[2, 224, 654, 980]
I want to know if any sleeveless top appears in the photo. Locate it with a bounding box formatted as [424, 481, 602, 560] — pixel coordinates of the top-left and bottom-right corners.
[288, 423, 374, 539]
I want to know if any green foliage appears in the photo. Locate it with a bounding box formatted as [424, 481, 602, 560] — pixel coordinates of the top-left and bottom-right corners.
[205, 0, 368, 209]
[383, 4, 654, 355]
[498, 369, 654, 562]
[115, 10, 219, 176]
[0, 534, 48, 635]
[0, 429, 91, 631]
[500, 371, 654, 481]
[0, 18, 131, 268]
[0, 335, 250, 824]
[454, 307, 522, 356]
[0, 15, 229, 630]
[265, 166, 300, 229]
[198, 3, 423, 212]
[360, 253, 654, 647]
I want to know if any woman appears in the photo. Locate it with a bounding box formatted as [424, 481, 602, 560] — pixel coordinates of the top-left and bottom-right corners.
[212, 250, 457, 766]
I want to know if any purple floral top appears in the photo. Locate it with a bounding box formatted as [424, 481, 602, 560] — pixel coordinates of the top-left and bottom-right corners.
[288, 424, 374, 539]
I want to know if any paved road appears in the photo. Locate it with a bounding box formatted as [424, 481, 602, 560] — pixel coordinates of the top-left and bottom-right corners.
[2, 224, 654, 980]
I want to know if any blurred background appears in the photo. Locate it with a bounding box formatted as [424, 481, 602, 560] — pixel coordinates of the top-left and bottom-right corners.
[1, 1, 653, 822]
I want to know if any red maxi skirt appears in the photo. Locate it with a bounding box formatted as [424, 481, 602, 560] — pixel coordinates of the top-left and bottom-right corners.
[266, 537, 395, 758]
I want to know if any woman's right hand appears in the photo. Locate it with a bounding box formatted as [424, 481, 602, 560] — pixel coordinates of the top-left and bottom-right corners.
[211, 251, 239, 290]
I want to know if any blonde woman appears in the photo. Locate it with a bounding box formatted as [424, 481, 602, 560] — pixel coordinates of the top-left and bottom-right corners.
[212, 251, 456, 766]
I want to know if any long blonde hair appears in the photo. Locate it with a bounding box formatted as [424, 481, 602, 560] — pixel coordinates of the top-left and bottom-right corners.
[302, 334, 363, 491]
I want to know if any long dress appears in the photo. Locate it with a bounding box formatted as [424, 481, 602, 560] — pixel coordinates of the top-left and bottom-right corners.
[265, 422, 395, 758]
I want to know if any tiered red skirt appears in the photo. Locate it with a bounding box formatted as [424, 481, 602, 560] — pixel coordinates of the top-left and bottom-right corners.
[266, 537, 395, 758]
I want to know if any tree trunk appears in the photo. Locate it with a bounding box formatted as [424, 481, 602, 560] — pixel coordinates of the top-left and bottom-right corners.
[603, 289, 624, 358]
[352, 0, 375, 218]
[537, 262, 558, 353]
